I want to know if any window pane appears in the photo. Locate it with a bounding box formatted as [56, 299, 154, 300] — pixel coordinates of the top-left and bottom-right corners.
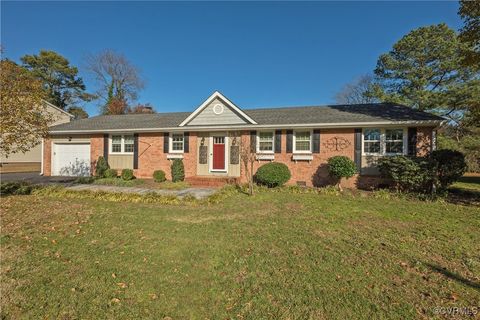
[296, 141, 310, 151]
[295, 131, 310, 151]
[124, 135, 134, 144]
[259, 142, 273, 151]
[364, 141, 380, 153]
[296, 131, 310, 141]
[364, 129, 380, 141]
[171, 133, 184, 151]
[112, 135, 121, 153]
[386, 141, 403, 153]
[259, 132, 273, 151]
[386, 129, 403, 141]
[172, 142, 183, 151]
[385, 129, 403, 154]
[259, 132, 273, 141]
[172, 134, 184, 142]
[123, 135, 134, 153]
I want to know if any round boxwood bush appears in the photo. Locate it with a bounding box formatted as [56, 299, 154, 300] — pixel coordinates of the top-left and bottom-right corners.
[171, 159, 185, 182]
[327, 156, 357, 191]
[104, 168, 118, 178]
[255, 162, 291, 187]
[429, 149, 466, 191]
[121, 169, 135, 181]
[153, 170, 166, 183]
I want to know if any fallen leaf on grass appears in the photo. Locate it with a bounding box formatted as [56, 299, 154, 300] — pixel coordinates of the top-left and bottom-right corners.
[117, 282, 127, 288]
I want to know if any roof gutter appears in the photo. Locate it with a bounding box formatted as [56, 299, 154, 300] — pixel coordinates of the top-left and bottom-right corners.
[49, 120, 444, 135]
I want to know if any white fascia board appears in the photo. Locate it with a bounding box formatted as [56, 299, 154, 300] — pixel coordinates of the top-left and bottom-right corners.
[48, 120, 444, 135]
[179, 91, 257, 126]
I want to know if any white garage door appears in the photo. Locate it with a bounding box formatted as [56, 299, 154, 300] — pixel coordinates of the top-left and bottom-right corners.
[53, 143, 91, 176]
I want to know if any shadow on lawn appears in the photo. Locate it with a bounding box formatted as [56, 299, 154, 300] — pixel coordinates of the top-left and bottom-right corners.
[447, 188, 480, 206]
[424, 262, 480, 290]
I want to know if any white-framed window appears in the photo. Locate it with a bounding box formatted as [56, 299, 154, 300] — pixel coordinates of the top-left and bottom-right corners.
[169, 133, 184, 153]
[110, 134, 134, 154]
[385, 129, 404, 154]
[362, 128, 406, 156]
[363, 128, 381, 154]
[257, 131, 274, 153]
[293, 130, 312, 153]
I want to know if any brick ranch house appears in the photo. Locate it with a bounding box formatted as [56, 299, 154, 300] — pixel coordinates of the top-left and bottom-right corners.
[42, 91, 443, 188]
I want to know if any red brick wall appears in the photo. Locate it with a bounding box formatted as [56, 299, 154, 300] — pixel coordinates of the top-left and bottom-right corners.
[417, 127, 434, 156]
[134, 132, 197, 179]
[43, 138, 52, 176]
[239, 129, 358, 188]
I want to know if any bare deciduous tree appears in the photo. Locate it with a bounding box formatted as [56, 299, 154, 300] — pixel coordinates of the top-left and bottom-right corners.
[334, 74, 378, 105]
[85, 50, 145, 113]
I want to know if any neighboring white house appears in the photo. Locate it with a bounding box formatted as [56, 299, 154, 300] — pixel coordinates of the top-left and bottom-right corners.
[1, 101, 73, 173]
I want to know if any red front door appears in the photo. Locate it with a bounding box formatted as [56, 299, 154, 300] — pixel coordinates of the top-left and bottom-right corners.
[212, 136, 225, 170]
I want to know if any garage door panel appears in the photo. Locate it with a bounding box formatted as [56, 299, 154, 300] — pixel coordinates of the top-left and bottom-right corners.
[53, 143, 91, 176]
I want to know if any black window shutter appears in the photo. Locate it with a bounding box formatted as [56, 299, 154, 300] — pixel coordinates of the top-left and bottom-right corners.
[408, 127, 417, 156]
[103, 134, 109, 161]
[184, 132, 189, 153]
[286, 130, 293, 153]
[250, 131, 257, 153]
[354, 128, 362, 173]
[274, 130, 282, 153]
[163, 133, 169, 153]
[133, 133, 139, 169]
[312, 129, 321, 153]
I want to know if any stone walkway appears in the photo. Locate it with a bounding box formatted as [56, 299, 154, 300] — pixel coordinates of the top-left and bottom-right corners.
[66, 184, 217, 200]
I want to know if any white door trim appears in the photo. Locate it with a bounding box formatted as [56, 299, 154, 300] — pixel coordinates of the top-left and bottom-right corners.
[208, 133, 228, 173]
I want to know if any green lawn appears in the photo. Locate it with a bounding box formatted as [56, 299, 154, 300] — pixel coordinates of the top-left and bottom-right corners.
[1, 188, 479, 319]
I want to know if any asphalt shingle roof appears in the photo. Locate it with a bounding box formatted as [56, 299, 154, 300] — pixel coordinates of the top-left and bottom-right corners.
[50, 103, 443, 132]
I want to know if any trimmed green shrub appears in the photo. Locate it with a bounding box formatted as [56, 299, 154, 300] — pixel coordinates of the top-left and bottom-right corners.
[0, 182, 34, 195]
[171, 159, 185, 182]
[121, 169, 135, 181]
[254, 162, 291, 187]
[104, 168, 118, 178]
[95, 156, 110, 178]
[153, 170, 166, 183]
[378, 156, 431, 192]
[378, 150, 466, 194]
[429, 149, 467, 191]
[327, 156, 357, 190]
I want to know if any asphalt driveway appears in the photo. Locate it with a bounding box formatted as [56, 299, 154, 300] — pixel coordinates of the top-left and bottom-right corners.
[0, 172, 77, 185]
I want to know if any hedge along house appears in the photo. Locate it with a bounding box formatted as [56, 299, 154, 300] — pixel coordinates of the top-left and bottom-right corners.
[42, 91, 443, 187]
